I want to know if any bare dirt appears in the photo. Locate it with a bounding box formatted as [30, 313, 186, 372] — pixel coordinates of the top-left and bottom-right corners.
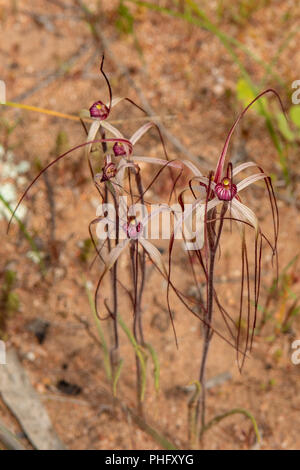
[0, 0, 300, 450]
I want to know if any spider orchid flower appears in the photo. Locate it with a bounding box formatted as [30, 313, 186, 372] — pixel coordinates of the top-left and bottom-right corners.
[89, 118, 205, 199]
[179, 89, 286, 247]
[89, 118, 186, 198]
[85, 55, 147, 161]
[84, 62, 176, 176]
[100, 158, 118, 182]
[84, 59, 197, 188]
[170, 89, 286, 371]
[94, 152, 182, 198]
[92, 204, 174, 320]
[87, 55, 145, 122]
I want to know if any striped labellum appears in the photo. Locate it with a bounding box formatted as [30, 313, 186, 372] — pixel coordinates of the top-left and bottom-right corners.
[215, 177, 237, 201]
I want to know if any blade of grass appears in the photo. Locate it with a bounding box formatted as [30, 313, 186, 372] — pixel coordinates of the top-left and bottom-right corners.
[187, 380, 201, 449]
[200, 407, 261, 443]
[118, 314, 147, 401]
[145, 343, 160, 393]
[112, 359, 124, 397]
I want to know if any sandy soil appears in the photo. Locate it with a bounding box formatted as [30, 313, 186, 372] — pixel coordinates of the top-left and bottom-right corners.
[0, 0, 300, 450]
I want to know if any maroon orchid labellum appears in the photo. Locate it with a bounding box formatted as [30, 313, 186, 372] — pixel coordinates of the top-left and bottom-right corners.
[215, 175, 237, 201]
[123, 219, 143, 240]
[113, 142, 127, 157]
[89, 100, 110, 120]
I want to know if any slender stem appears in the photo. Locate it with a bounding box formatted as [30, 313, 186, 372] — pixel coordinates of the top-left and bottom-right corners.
[135, 171, 146, 346]
[108, 189, 120, 374]
[198, 247, 216, 428]
[129, 169, 148, 415]
[130, 241, 143, 416]
[101, 127, 120, 378]
[197, 204, 227, 434]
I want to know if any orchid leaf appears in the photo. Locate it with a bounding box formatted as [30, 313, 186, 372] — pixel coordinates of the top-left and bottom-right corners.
[118, 315, 147, 402]
[200, 407, 261, 443]
[289, 105, 300, 129]
[113, 359, 124, 397]
[145, 343, 160, 393]
[276, 112, 295, 142]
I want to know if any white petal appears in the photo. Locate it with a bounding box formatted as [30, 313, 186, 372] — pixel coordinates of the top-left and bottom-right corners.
[101, 120, 125, 139]
[104, 239, 129, 271]
[182, 160, 203, 176]
[139, 238, 167, 276]
[237, 173, 267, 192]
[173, 196, 220, 244]
[110, 97, 124, 108]
[232, 161, 260, 176]
[232, 199, 258, 232]
[132, 156, 182, 169]
[85, 120, 101, 160]
[130, 123, 154, 146]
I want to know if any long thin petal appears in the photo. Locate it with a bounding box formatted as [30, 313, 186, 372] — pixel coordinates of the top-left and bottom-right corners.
[85, 120, 101, 159]
[132, 156, 182, 169]
[237, 173, 267, 192]
[214, 89, 286, 183]
[232, 199, 259, 233]
[130, 122, 155, 146]
[173, 196, 220, 247]
[110, 97, 125, 108]
[94, 238, 129, 320]
[115, 160, 136, 188]
[192, 175, 214, 187]
[182, 160, 202, 176]
[101, 120, 125, 139]
[103, 239, 129, 272]
[233, 161, 260, 176]
[139, 238, 168, 276]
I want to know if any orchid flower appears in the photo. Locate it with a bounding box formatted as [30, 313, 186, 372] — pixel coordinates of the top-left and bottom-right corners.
[179, 89, 285, 250]
[91, 201, 172, 317]
[168, 89, 286, 381]
[82, 57, 186, 195]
